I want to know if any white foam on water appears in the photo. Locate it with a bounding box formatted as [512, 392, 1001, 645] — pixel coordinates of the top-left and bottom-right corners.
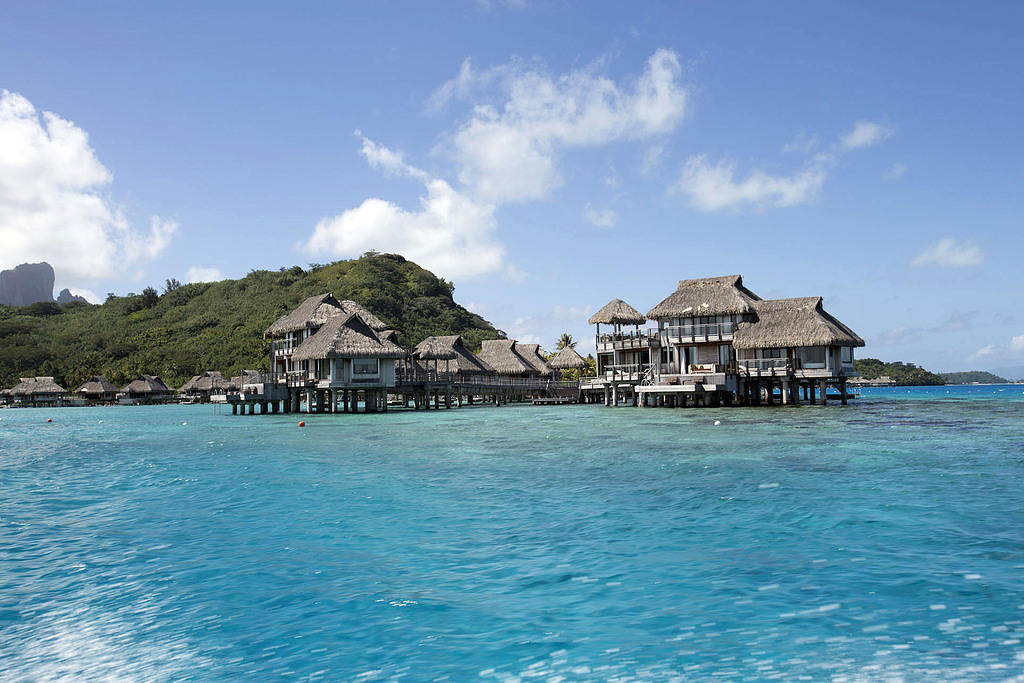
[758, 483, 779, 489]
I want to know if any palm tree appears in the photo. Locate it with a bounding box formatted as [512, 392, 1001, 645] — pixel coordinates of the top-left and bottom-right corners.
[556, 332, 576, 350]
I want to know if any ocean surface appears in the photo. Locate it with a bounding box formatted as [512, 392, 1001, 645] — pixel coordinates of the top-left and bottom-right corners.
[1, 385, 1023, 681]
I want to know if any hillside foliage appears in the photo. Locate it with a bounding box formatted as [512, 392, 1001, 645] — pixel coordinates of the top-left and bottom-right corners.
[854, 358, 945, 385]
[0, 253, 502, 390]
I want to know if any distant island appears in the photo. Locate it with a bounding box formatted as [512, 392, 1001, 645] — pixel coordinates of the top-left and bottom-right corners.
[0, 262, 87, 307]
[854, 358, 945, 385]
[939, 371, 1009, 384]
[0, 253, 501, 390]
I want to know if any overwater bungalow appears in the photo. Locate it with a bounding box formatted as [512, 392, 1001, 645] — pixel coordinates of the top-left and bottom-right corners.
[411, 335, 495, 381]
[179, 371, 232, 402]
[585, 275, 862, 407]
[10, 377, 67, 407]
[76, 376, 119, 404]
[0, 388, 11, 406]
[286, 312, 406, 413]
[120, 374, 175, 405]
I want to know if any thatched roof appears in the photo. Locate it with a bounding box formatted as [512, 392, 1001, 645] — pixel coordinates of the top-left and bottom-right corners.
[589, 299, 647, 325]
[181, 371, 231, 393]
[123, 374, 173, 394]
[264, 293, 390, 337]
[476, 339, 541, 376]
[264, 293, 343, 337]
[647, 275, 760, 319]
[732, 297, 865, 349]
[77, 376, 119, 395]
[30, 377, 65, 395]
[413, 336, 458, 361]
[518, 344, 550, 375]
[337, 300, 388, 332]
[291, 313, 405, 361]
[414, 335, 494, 374]
[548, 346, 588, 370]
[12, 377, 65, 395]
[377, 329, 399, 344]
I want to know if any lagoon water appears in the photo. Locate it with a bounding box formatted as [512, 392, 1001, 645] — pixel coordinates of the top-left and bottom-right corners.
[1, 386, 1023, 680]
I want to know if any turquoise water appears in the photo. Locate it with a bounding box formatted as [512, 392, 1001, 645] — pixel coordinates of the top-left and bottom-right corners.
[1, 387, 1023, 680]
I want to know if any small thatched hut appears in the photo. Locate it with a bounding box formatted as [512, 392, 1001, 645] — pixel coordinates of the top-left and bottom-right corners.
[77, 376, 119, 403]
[476, 339, 538, 377]
[121, 375, 174, 404]
[179, 371, 232, 401]
[548, 346, 589, 378]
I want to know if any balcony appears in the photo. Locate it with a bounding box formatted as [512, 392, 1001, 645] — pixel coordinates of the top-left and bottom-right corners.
[271, 340, 297, 357]
[661, 321, 736, 344]
[595, 329, 658, 353]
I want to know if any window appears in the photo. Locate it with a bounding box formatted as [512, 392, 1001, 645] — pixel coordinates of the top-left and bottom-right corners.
[762, 348, 784, 359]
[353, 358, 379, 375]
[841, 347, 853, 363]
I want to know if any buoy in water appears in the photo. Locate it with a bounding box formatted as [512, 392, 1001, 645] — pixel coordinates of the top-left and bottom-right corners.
[298, 421, 306, 427]
[46, 418, 52, 423]
[714, 420, 721, 426]
[182, 422, 188, 426]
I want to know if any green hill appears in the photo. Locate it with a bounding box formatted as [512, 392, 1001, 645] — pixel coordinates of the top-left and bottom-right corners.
[0, 253, 502, 390]
[854, 358, 945, 385]
[940, 371, 1009, 384]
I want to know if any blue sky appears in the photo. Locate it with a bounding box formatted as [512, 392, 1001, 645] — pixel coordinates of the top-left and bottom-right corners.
[1, 1, 1022, 372]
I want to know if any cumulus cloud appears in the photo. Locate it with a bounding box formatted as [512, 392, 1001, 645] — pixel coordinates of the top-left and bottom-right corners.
[442, 49, 688, 203]
[970, 334, 1024, 362]
[911, 238, 984, 268]
[0, 90, 176, 281]
[841, 120, 893, 149]
[673, 155, 826, 212]
[185, 266, 223, 283]
[583, 203, 617, 228]
[305, 137, 508, 280]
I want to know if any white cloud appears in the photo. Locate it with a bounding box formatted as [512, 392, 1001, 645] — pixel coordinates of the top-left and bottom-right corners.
[872, 327, 924, 347]
[911, 238, 983, 268]
[781, 133, 818, 154]
[444, 49, 688, 203]
[841, 120, 893, 149]
[884, 162, 907, 180]
[0, 90, 175, 281]
[673, 155, 826, 212]
[305, 137, 510, 280]
[583, 203, 617, 228]
[552, 304, 594, 321]
[970, 334, 1024, 362]
[641, 143, 664, 175]
[185, 266, 223, 283]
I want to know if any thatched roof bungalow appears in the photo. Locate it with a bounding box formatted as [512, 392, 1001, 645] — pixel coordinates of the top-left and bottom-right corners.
[290, 313, 405, 388]
[264, 293, 346, 337]
[476, 339, 539, 377]
[77, 376, 119, 403]
[10, 377, 67, 407]
[732, 297, 864, 375]
[121, 374, 174, 404]
[548, 346, 588, 371]
[180, 371, 232, 400]
[413, 335, 495, 377]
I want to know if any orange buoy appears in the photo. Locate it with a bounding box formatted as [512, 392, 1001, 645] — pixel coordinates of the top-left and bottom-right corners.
[46, 418, 52, 423]
[298, 421, 306, 427]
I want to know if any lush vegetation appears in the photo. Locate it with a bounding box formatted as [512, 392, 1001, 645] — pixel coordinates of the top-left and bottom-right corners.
[0, 253, 502, 390]
[854, 358, 945, 385]
[939, 371, 1009, 384]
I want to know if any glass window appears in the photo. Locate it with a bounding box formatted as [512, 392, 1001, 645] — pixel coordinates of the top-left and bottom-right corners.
[353, 358, 379, 375]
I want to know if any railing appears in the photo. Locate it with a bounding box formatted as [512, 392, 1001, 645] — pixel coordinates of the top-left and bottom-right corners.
[595, 328, 659, 348]
[737, 358, 791, 372]
[662, 322, 737, 341]
[270, 340, 297, 356]
[395, 366, 581, 390]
